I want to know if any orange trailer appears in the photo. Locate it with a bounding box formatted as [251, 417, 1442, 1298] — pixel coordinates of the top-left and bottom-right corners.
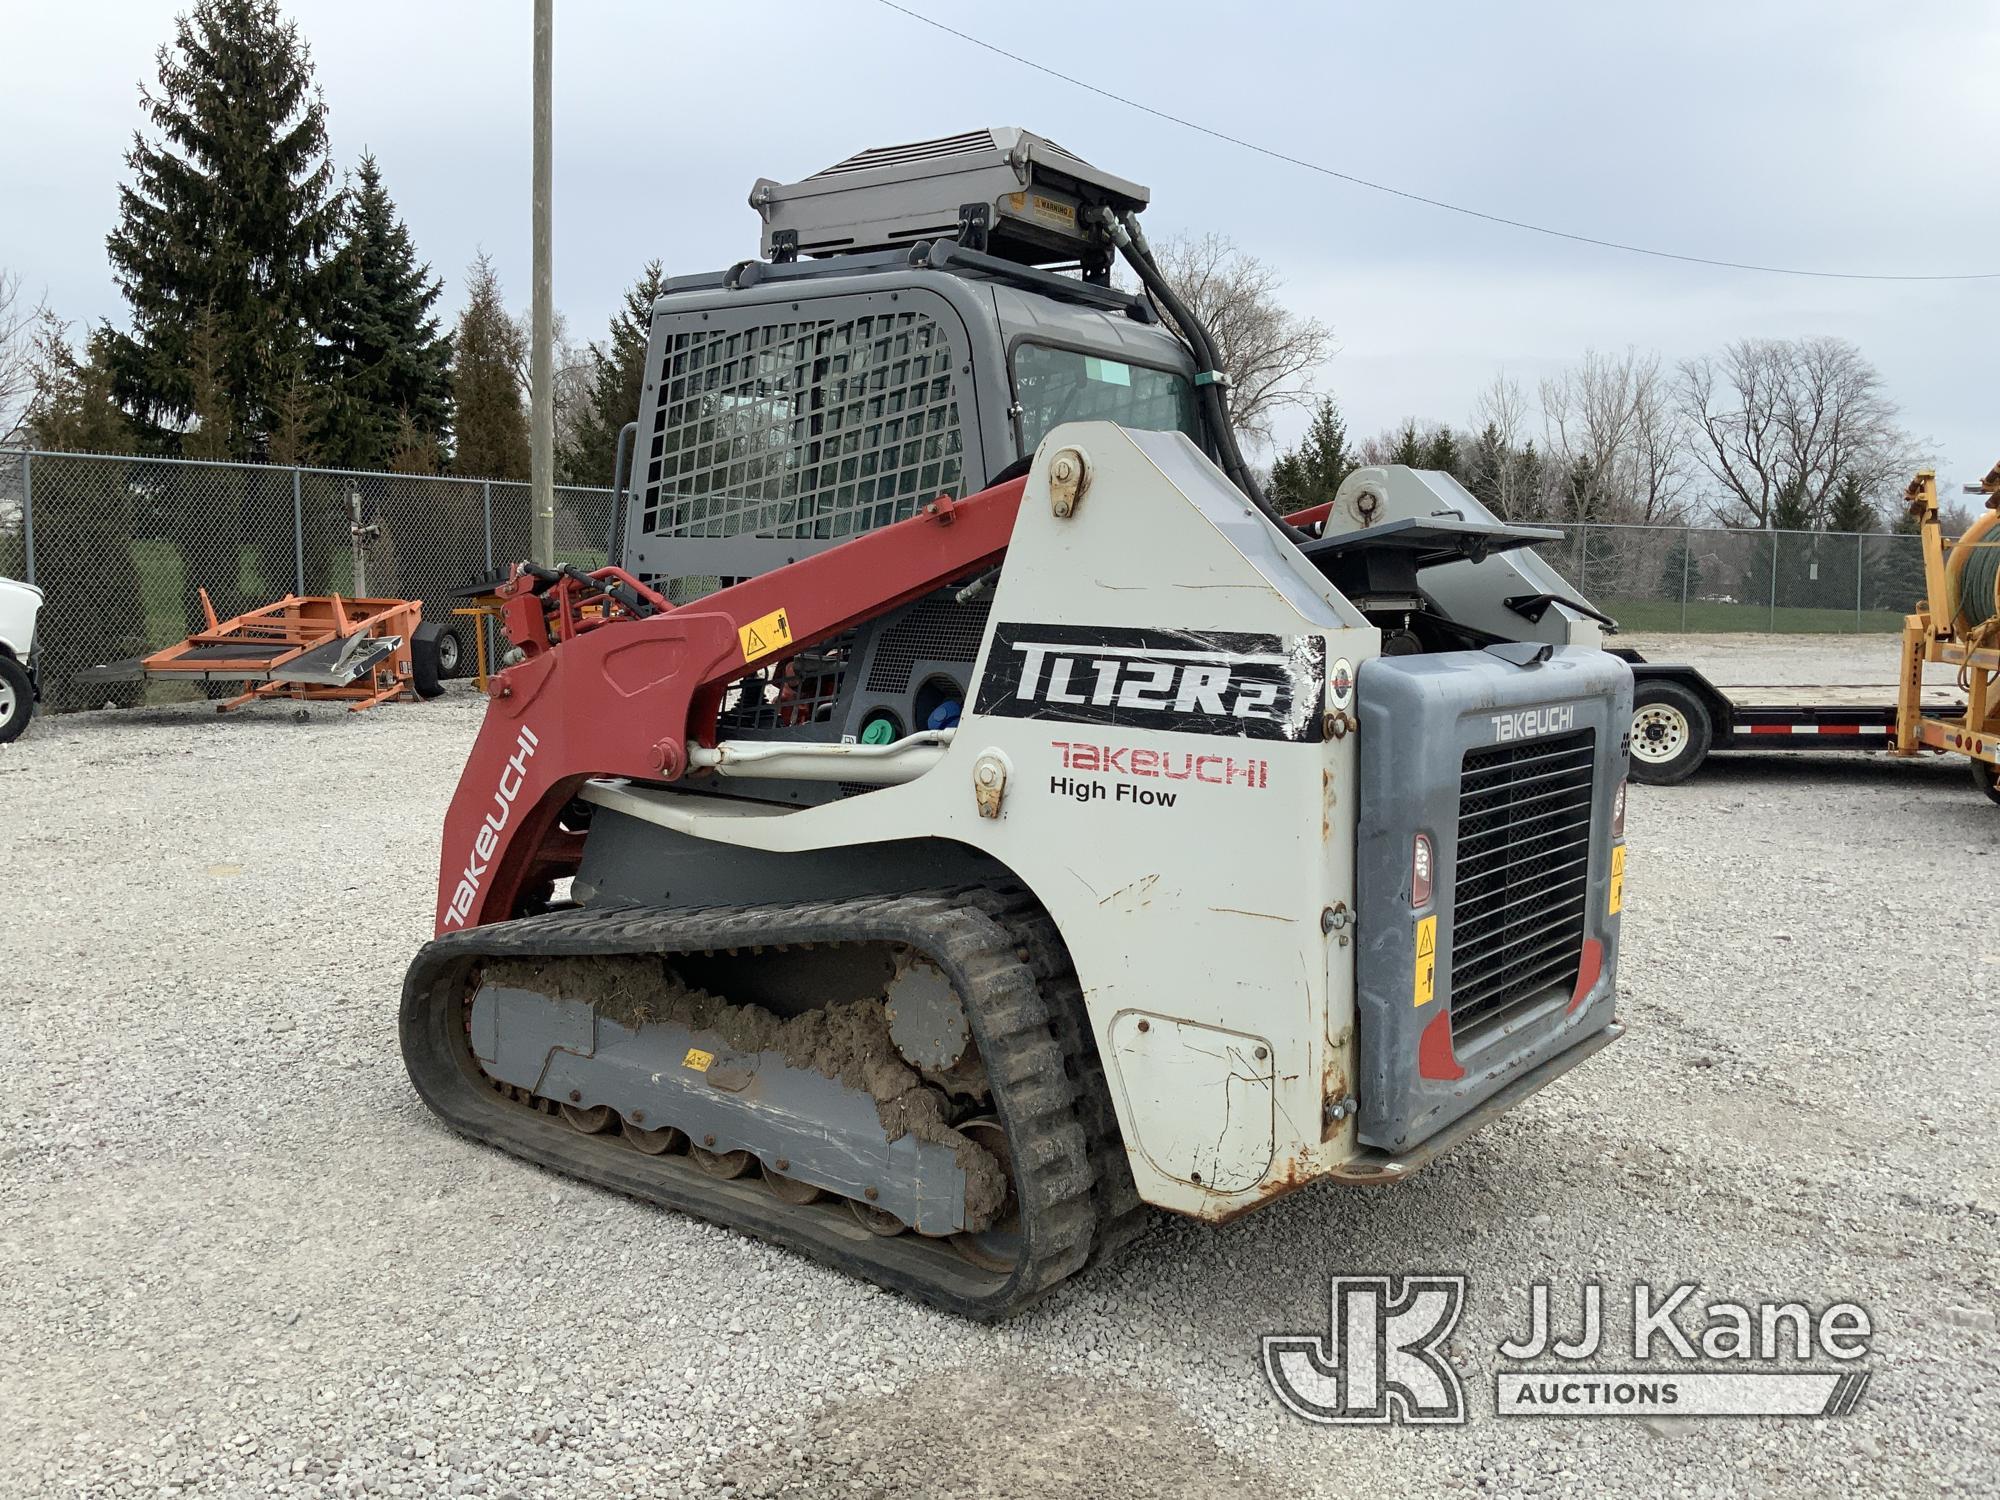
[80, 590, 445, 712]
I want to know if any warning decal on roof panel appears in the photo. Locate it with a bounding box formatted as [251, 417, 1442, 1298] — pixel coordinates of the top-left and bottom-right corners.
[973, 623, 1327, 742]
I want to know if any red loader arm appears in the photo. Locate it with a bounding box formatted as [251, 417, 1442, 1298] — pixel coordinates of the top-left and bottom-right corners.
[433, 482, 1026, 935]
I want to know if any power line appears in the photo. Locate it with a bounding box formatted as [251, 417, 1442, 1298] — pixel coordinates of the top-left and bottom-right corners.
[871, 0, 2000, 284]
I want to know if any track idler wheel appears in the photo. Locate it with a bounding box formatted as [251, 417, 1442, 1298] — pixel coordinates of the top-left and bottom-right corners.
[560, 1102, 616, 1134]
[760, 1163, 826, 1205]
[624, 1118, 687, 1156]
[848, 1198, 909, 1236]
[691, 1142, 753, 1179]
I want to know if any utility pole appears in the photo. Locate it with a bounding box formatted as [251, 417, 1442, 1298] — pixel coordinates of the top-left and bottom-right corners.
[529, 0, 555, 565]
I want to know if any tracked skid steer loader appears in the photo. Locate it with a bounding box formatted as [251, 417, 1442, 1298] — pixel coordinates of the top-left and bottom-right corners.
[402, 129, 1631, 1317]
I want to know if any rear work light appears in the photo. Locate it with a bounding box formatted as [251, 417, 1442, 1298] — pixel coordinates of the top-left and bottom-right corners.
[1612, 779, 1628, 839]
[1411, 832, 1434, 908]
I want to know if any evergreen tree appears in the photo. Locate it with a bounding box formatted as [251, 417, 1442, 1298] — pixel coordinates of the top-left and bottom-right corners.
[19, 321, 146, 705]
[1763, 476, 1815, 609]
[1771, 475, 1813, 533]
[25, 316, 134, 455]
[1465, 420, 1510, 518]
[1815, 472, 1876, 620]
[175, 306, 255, 623]
[104, 0, 340, 457]
[315, 152, 453, 471]
[1868, 507, 1930, 615]
[1516, 442, 1545, 520]
[450, 253, 528, 481]
[1564, 456, 1619, 588]
[1388, 419, 1427, 469]
[1825, 472, 1877, 535]
[1267, 395, 1352, 515]
[1422, 425, 1460, 477]
[1658, 536, 1703, 603]
[386, 411, 445, 475]
[560, 259, 668, 486]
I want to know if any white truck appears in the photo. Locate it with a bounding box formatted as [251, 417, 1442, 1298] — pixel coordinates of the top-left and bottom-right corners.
[0, 576, 41, 743]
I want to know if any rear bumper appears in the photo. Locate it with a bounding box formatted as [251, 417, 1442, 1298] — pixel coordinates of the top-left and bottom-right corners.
[1329, 1021, 1622, 1184]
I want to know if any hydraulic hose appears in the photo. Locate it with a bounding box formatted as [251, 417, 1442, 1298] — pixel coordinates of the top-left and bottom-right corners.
[1954, 534, 2000, 634]
[1101, 210, 1311, 544]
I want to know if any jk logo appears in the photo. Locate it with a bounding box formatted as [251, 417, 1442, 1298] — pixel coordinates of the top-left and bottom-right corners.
[1262, 1275, 1467, 1425]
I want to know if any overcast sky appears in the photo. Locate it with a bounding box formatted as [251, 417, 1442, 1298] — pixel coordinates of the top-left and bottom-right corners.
[4, 0, 1996, 497]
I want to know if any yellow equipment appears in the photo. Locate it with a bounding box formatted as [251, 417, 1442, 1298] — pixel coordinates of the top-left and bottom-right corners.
[1894, 458, 2000, 799]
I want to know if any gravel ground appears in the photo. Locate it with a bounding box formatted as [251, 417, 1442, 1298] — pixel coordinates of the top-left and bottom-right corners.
[2, 634, 1995, 1499]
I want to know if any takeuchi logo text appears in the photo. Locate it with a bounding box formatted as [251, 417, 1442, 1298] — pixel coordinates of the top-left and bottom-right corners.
[1051, 738, 1269, 789]
[444, 725, 540, 928]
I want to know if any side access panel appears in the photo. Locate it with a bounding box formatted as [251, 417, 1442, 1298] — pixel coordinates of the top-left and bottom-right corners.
[1354, 647, 1629, 1151]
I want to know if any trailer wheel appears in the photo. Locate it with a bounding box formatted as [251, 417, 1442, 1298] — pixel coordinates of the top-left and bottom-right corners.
[1971, 761, 2000, 806]
[410, 624, 449, 700]
[0, 655, 33, 743]
[432, 624, 468, 678]
[1630, 679, 1711, 786]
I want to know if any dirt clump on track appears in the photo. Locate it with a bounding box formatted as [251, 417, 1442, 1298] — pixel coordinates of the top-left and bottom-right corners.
[483, 955, 1008, 1222]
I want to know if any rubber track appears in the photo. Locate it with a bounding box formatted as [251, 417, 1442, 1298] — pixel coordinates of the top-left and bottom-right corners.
[955, 887, 1151, 1265]
[401, 891, 1097, 1319]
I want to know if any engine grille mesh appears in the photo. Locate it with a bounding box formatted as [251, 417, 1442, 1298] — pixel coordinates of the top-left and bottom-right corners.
[863, 590, 993, 694]
[1449, 729, 1595, 1038]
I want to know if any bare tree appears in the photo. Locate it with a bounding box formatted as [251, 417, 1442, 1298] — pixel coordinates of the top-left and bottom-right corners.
[1148, 232, 1333, 448]
[1468, 373, 1545, 520]
[1537, 348, 1689, 525]
[510, 307, 593, 473]
[1676, 336, 1908, 527]
[0, 269, 47, 445]
[1628, 360, 1693, 524]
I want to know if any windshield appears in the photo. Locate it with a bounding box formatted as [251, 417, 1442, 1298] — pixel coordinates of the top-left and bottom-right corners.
[1011, 344, 1199, 453]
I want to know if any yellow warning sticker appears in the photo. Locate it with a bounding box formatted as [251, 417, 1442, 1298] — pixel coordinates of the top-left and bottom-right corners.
[1413, 915, 1437, 1007]
[1029, 193, 1077, 227]
[682, 1047, 715, 1072]
[738, 607, 794, 664]
[1609, 845, 1627, 915]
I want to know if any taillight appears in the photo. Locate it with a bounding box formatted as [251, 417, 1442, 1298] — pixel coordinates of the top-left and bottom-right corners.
[1611, 779, 1627, 839]
[1411, 833, 1434, 907]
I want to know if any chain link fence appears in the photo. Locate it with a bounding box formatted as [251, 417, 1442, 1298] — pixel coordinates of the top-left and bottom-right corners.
[1, 448, 615, 708]
[0, 446, 1936, 711]
[1531, 521, 1927, 636]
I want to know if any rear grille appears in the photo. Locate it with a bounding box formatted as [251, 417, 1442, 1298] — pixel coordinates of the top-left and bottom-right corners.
[1449, 728, 1596, 1038]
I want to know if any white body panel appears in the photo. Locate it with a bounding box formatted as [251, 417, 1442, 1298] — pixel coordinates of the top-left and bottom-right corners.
[0, 577, 42, 659]
[1326, 466, 1604, 649]
[585, 424, 1382, 1220]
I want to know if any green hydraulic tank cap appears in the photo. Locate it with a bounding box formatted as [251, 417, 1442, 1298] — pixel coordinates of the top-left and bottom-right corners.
[860, 716, 897, 745]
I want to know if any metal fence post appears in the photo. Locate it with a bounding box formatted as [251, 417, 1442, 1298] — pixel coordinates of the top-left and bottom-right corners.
[1855, 531, 1864, 629]
[291, 468, 305, 592]
[1577, 522, 1590, 598]
[1768, 528, 1780, 633]
[19, 451, 34, 586]
[483, 480, 495, 571]
[1680, 531, 1690, 631]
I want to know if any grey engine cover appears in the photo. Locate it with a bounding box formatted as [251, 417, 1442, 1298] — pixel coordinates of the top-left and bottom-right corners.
[1353, 646, 1630, 1151]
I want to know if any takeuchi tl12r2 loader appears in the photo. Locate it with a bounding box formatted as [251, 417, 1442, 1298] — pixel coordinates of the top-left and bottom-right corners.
[401, 130, 1633, 1317]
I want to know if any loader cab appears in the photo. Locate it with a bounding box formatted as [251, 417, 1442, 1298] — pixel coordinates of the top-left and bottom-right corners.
[609, 245, 1203, 804]
[618, 254, 1200, 605]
